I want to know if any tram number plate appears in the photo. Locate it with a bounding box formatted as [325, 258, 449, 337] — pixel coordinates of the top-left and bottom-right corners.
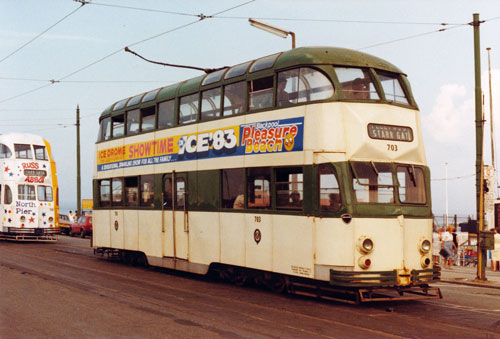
[387, 144, 398, 152]
[254, 216, 261, 223]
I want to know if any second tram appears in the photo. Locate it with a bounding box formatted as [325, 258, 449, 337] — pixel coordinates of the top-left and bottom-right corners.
[93, 47, 441, 303]
[0, 133, 59, 241]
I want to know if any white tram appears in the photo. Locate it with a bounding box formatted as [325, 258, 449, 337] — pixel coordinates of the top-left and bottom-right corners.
[0, 133, 59, 241]
[93, 47, 441, 303]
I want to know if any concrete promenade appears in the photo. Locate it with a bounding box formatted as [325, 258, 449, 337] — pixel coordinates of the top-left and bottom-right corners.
[439, 265, 500, 289]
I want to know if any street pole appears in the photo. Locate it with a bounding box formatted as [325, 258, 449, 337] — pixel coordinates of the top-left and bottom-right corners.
[487, 48, 496, 179]
[445, 162, 449, 227]
[472, 13, 486, 281]
[76, 105, 81, 217]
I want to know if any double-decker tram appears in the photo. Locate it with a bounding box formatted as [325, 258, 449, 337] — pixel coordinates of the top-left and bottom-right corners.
[93, 47, 441, 303]
[0, 133, 59, 241]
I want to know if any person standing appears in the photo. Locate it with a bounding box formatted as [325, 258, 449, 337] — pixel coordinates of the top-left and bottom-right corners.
[441, 226, 456, 268]
[491, 228, 500, 272]
[68, 210, 74, 223]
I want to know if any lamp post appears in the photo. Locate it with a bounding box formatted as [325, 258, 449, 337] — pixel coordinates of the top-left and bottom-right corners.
[248, 18, 295, 49]
[445, 162, 449, 227]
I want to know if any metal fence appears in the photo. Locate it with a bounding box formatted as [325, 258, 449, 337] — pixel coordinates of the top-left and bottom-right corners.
[433, 214, 474, 231]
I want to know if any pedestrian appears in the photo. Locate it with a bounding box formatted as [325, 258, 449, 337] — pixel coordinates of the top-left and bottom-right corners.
[432, 228, 441, 265]
[491, 228, 500, 272]
[441, 226, 456, 268]
[68, 210, 74, 223]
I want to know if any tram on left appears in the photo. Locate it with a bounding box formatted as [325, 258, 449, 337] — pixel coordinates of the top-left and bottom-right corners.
[0, 133, 59, 241]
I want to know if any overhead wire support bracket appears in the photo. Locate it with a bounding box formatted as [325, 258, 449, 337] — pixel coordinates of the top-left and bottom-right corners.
[124, 47, 227, 74]
[73, 0, 89, 6]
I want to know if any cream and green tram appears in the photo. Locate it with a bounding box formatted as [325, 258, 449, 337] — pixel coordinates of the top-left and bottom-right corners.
[93, 47, 441, 303]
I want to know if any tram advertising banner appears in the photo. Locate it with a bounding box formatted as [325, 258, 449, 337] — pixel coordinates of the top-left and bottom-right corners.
[97, 117, 304, 172]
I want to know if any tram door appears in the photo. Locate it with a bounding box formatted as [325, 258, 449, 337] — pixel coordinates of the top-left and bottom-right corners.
[162, 173, 189, 260]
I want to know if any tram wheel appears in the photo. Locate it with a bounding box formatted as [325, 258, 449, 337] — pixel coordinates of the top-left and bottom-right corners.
[265, 274, 287, 293]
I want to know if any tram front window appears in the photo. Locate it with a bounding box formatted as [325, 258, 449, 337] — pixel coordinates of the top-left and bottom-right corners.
[351, 162, 394, 203]
[335, 67, 379, 100]
[397, 165, 426, 204]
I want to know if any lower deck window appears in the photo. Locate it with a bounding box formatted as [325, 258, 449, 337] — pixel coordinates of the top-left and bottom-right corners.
[18, 184, 36, 200]
[221, 168, 245, 209]
[275, 167, 303, 210]
[125, 177, 139, 207]
[397, 165, 426, 204]
[247, 167, 271, 209]
[352, 162, 394, 203]
[37, 186, 53, 202]
[319, 165, 341, 212]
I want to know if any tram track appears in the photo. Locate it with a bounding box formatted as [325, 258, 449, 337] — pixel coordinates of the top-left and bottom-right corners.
[1, 241, 497, 338]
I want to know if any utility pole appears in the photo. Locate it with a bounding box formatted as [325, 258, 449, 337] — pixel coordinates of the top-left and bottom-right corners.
[472, 13, 486, 281]
[487, 47, 496, 178]
[76, 105, 81, 217]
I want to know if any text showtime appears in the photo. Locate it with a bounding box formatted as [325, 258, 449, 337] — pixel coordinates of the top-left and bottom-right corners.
[97, 117, 304, 171]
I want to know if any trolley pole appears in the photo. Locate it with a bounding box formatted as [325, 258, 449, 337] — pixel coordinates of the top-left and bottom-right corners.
[472, 13, 486, 281]
[76, 105, 81, 218]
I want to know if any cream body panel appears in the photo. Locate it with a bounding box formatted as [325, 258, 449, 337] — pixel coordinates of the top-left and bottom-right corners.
[403, 217, 432, 268]
[162, 211, 174, 257]
[245, 213, 272, 271]
[272, 215, 314, 278]
[123, 209, 139, 250]
[93, 209, 110, 247]
[220, 213, 246, 266]
[138, 211, 163, 258]
[314, 218, 354, 267]
[110, 210, 124, 249]
[188, 212, 220, 266]
[174, 211, 188, 259]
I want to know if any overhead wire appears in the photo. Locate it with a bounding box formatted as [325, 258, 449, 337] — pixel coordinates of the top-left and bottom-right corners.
[0, 3, 86, 64]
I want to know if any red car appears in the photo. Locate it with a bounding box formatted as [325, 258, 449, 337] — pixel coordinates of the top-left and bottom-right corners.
[70, 215, 93, 238]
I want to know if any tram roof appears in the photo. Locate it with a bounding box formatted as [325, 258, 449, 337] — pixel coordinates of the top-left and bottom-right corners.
[101, 46, 404, 118]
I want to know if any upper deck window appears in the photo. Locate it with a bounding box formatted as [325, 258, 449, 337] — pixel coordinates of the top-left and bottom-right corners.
[376, 71, 409, 105]
[201, 88, 221, 121]
[249, 76, 273, 110]
[277, 67, 334, 107]
[113, 98, 128, 111]
[33, 145, 48, 160]
[335, 68, 379, 100]
[142, 89, 160, 103]
[141, 107, 156, 131]
[18, 184, 36, 200]
[112, 114, 125, 138]
[127, 94, 144, 107]
[14, 144, 32, 159]
[158, 100, 175, 128]
[249, 53, 280, 73]
[4, 185, 12, 204]
[126, 109, 140, 135]
[225, 61, 252, 79]
[99, 117, 111, 141]
[202, 68, 227, 86]
[397, 165, 426, 204]
[351, 162, 394, 204]
[223, 81, 246, 116]
[0, 144, 12, 158]
[37, 185, 53, 202]
[179, 93, 199, 125]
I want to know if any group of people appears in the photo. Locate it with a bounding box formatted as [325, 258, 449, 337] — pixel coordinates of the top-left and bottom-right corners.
[433, 225, 500, 271]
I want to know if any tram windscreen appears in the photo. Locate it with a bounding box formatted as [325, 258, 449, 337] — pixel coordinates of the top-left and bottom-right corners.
[397, 165, 426, 204]
[351, 162, 394, 203]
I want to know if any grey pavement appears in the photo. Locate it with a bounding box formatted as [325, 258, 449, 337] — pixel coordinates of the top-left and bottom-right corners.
[439, 264, 500, 289]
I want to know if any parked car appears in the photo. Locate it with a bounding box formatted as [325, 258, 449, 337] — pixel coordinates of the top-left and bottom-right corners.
[70, 215, 93, 238]
[58, 214, 72, 235]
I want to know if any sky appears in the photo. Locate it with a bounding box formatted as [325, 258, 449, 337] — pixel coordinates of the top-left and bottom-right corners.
[0, 0, 499, 217]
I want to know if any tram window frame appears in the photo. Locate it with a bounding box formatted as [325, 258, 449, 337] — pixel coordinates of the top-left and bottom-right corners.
[175, 177, 186, 209]
[0, 143, 12, 158]
[4, 185, 12, 205]
[247, 167, 271, 209]
[223, 81, 246, 116]
[351, 162, 395, 204]
[125, 176, 139, 207]
[335, 67, 380, 101]
[141, 106, 156, 132]
[221, 168, 245, 209]
[158, 99, 176, 129]
[277, 67, 334, 107]
[319, 164, 341, 212]
[162, 176, 173, 209]
[99, 179, 111, 207]
[275, 167, 303, 210]
[201, 87, 222, 121]
[0, 185, 2, 204]
[376, 71, 410, 105]
[33, 145, 48, 161]
[18, 184, 36, 201]
[14, 144, 32, 159]
[179, 93, 199, 125]
[126, 109, 140, 136]
[100, 117, 112, 141]
[396, 165, 426, 204]
[112, 114, 125, 138]
[37, 185, 53, 202]
[140, 175, 155, 208]
[111, 178, 123, 206]
[249, 76, 274, 111]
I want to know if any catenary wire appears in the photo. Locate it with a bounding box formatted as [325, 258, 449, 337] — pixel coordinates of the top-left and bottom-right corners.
[0, 3, 85, 64]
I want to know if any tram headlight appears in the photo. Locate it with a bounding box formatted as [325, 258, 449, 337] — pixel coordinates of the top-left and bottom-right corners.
[49, 217, 54, 222]
[357, 236, 374, 254]
[419, 238, 431, 254]
[20, 216, 26, 222]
